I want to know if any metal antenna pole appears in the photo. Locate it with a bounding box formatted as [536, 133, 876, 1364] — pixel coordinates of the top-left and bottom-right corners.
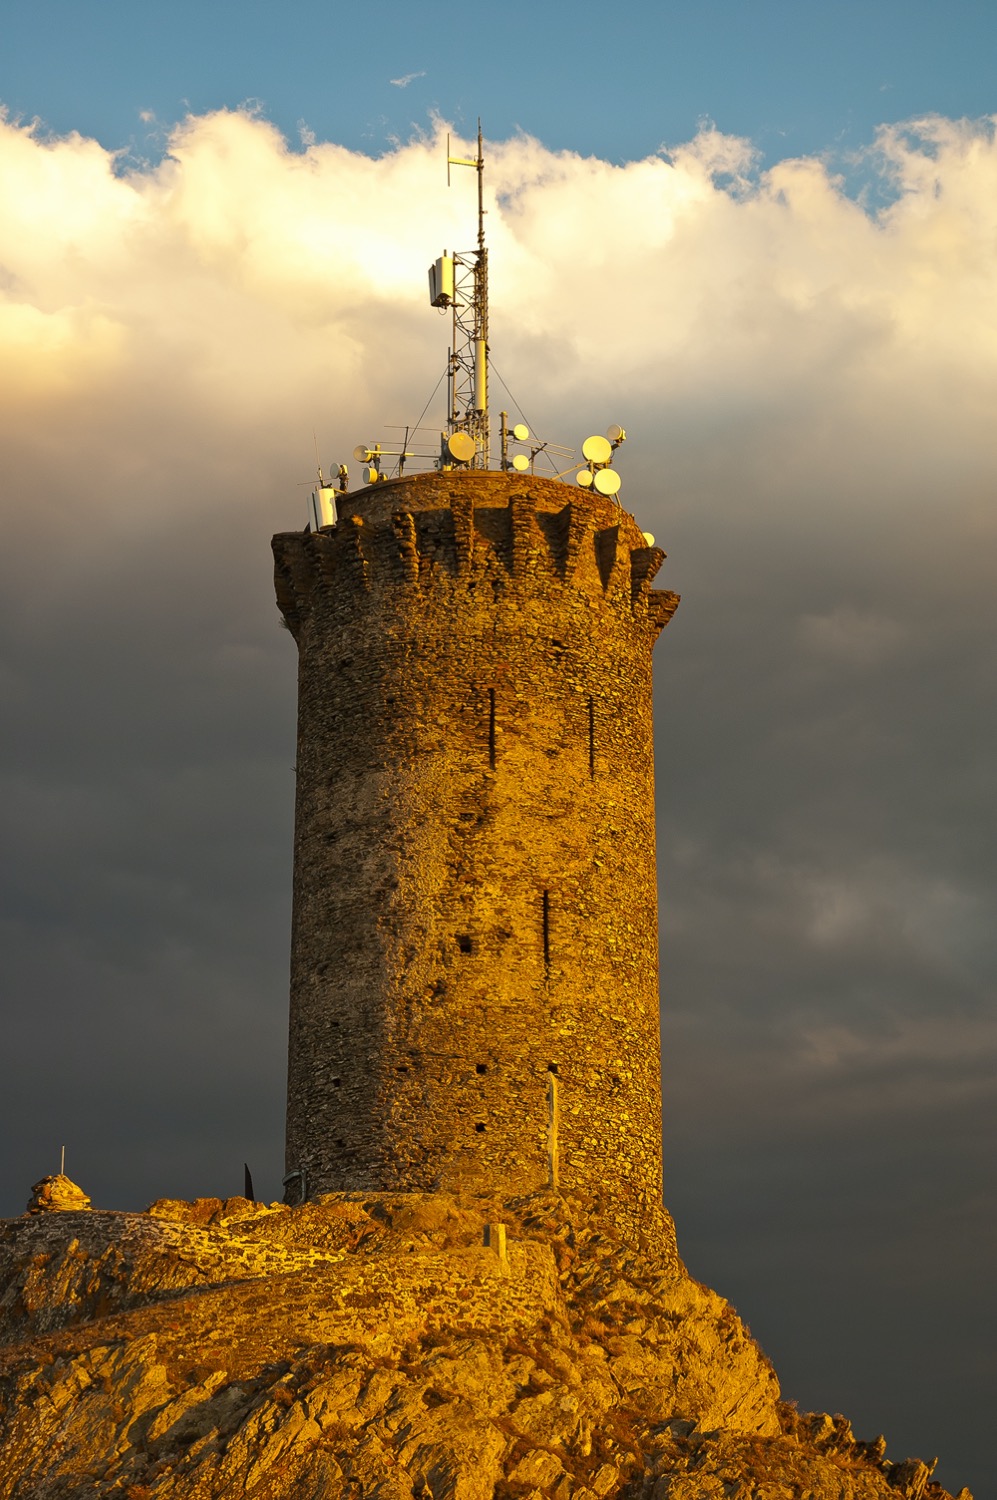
[475, 119, 489, 467]
[442, 124, 489, 468]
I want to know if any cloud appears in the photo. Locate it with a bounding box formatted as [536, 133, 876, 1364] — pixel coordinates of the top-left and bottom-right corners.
[390, 70, 426, 88]
[0, 106, 995, 1493]
[797, 606, 905, 667]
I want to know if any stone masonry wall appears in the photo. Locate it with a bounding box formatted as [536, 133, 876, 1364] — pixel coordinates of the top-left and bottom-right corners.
[272, 471, 679, 1238]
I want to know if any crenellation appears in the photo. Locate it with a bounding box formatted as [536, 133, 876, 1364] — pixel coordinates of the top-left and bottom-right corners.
[645, 587, 681, 634]
[509, 491, 541, 576]
[630, 542, 665, 604]
[451, 491, 475, 573]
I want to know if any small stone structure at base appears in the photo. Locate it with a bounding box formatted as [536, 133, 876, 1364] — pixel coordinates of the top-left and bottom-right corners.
[0, 1186, 970, 1500]
[25, 1174, 91, 1214]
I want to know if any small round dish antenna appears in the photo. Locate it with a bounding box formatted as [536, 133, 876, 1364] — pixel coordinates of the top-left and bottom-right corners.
[512, 453, 530, 472]
[575, 469, 594, 488]
[512, 423, 529, 442]
[363, 464, 380, 485]
[607, 424, 626, 444]
[642, 531, 655, 547]
[582, 434, 613, 464]
[594, 467, 622, 497]
[353, 444, 373, 463]
[447, 431, 476, 464]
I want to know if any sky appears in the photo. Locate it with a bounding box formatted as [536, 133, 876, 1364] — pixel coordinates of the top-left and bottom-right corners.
[1, 4, 995, 1495]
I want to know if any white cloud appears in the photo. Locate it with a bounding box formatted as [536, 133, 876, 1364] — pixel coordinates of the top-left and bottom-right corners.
[2, 108, 995, 437]
[390, 71, 426, 88]
[0, 105, 994, 617]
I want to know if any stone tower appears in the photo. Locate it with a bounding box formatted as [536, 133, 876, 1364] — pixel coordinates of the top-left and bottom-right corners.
[273, 468, 678, 1235]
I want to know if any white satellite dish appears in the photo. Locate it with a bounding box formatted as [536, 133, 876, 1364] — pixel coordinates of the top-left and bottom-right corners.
[363, 464, 380, 485]
[353, 444, 373, 463]
[447, 431, 476, 463]
[594, 467, 621, 497]
[512, 453, 530, 472]
[582, 434, 613, 464]
[607, 424, 626, 444]
[576, 469, 594, 488]
[512, 423, 529, 442]
[642, 531, 655, 547]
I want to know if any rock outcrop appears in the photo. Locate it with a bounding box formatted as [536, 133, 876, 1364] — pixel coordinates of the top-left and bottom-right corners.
[0, 1190, 971, 1499]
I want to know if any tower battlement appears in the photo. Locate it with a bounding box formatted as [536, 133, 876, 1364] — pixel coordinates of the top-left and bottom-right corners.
[274, 470, 678, 1241]
[274, 472, 678, 633]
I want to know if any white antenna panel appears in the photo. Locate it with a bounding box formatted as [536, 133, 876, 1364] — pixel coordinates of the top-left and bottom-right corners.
[311, 487, 337, 528]
[447, 431, 476, 463]
[594, 468, 621, 497]
[576, 469, 594, 488]
[582, 434, 613, 464]
[428, 255, 455, 308]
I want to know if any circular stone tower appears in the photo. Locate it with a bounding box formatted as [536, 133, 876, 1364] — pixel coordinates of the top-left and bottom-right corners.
[273, 469, 678, 1237]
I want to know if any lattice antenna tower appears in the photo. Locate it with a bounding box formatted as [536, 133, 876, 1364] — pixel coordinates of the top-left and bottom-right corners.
[428, 121, 489, 468]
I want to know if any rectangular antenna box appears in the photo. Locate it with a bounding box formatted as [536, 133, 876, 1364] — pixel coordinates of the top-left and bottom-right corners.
[428, 255, 454, 308]
[309, 488, 338, 531]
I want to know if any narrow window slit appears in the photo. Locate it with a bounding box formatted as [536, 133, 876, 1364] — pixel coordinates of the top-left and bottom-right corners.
[488, 687, 496, 769]
[588, 695, 595, 778]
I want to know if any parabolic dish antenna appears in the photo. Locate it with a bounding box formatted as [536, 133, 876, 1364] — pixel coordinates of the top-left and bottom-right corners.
[606, 424, 626, 444]
[363, 465, 380, 485]
[447, 431, 477, 463]
[353, 444, 372, 463]
[512, 453, 530, 472]
[576, 469, 594, 488]
[512, 423, 529, 442]
[642, 531, 655, 547]
[594, 467, 622, 497]
[581, 434, 613, 464]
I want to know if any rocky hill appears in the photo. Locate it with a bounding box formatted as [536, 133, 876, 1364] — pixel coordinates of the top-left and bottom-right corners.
[0, 1179, 970, 1499]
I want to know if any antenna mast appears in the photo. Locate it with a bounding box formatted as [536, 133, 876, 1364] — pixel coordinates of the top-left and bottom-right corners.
[429, 121, 489, 468]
